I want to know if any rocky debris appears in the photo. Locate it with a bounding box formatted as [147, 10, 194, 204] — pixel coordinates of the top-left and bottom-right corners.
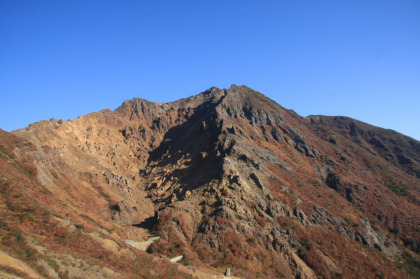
[236, 105, 283, 127]
[293, 206, 310, 225]
[249, 173, 263, 190]
[271, 126, 284, 142]
[368, 136, 389, 151]
[111, 200, 140, 224]
[103, 171, 131, 194]
[329, 136, 339, 145]
[312, 206, 354, 241]
[266, 201, 292, 218]
[335, 150, 348, 162]
[324, 172, 361, 203]
[271, 226, 301, 250]
[324, 156, 336, 167]
[295, 138, 320, 158]
[355, 217, 401, 256]
[325, 172, 342, 191]
[278, 126, 320, 157]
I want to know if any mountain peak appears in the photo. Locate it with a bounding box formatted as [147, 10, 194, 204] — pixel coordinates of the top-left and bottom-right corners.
[4, 86, 420, 278]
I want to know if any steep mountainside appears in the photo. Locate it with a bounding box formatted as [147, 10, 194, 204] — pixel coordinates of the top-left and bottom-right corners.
[1, 85, 419, 278]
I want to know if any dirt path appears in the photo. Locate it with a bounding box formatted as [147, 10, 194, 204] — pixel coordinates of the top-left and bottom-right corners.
[177, 265, 242, 279]
[122, 238, 242, 278]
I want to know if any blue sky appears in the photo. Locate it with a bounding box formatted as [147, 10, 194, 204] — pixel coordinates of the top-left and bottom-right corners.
[1, 0, 419, 140]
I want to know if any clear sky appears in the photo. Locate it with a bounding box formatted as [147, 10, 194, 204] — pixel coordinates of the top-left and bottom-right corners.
[1, 0, 419, 140]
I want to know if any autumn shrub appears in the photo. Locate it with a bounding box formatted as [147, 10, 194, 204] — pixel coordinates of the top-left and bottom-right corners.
[148, 226, 186, 258]
[193, 238, 213, 262]
[0, 224, 40, 263]
[44, 256, 60, 272]
[0, 265, 31, 279]
[398, 251, 420, 278]
[5, 200, 22, 212]
[0, 218, 7, 229]
[385, 181, 411, 197]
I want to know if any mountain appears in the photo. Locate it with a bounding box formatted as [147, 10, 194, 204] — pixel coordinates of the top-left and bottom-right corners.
[1, 85, 419, 278]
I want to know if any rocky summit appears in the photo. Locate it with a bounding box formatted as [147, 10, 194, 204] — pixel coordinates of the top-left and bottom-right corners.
[1, 85, 419, 278]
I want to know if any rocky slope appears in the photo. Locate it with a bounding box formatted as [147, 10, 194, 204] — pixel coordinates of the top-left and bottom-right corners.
[1, 85, 419, 278]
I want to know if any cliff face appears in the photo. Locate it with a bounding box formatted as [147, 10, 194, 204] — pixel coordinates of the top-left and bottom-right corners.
[2, 85, 419, 278]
